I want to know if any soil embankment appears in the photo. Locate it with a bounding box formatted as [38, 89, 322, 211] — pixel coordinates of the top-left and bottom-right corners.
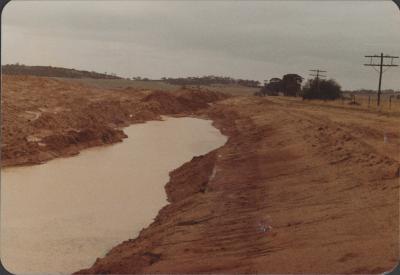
[2, 75, 399, 273]
[1, 75, 226, 167]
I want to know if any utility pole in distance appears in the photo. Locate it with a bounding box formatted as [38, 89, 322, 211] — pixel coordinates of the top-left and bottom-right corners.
[309, 69, 327, 94]
[364, 53, 398, 106]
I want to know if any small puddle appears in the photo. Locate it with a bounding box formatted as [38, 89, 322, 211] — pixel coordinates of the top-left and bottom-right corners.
[1, 117, 227, 274]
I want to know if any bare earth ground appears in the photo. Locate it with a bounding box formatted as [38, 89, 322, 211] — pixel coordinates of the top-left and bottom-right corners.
[1, 75, 226, 167]
[1, 75, 399, 273]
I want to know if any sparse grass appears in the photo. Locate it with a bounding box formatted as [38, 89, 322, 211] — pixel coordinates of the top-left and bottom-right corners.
[344, 94, 400, 113]
[268, 95, 400, 116]
[312, 95, 400, 113]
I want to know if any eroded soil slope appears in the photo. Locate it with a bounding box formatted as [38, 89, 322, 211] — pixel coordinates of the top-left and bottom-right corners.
[77, 96, 399, 274]
[1, 75, 226, 166]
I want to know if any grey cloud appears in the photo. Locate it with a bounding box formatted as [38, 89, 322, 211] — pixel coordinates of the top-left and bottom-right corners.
[2, 0, 400, 90]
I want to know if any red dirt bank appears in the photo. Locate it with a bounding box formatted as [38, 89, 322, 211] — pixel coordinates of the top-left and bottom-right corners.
[1, 75, 226, 167]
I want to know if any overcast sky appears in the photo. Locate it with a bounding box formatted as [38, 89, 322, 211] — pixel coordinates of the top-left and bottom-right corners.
[2, 0, 399, 90]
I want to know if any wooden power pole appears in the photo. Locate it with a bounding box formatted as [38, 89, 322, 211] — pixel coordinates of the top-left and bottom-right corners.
[309, 69, 327, 94]
[364, 53, 398, 106]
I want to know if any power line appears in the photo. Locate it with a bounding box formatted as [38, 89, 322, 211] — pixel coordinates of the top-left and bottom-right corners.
[309, 69, 327, 79]
[364, 52, 398, 106]
[309, 69, 327, 94]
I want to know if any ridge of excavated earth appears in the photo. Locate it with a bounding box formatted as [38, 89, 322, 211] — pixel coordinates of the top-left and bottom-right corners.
[1, 75, 227, 167]
[2, 75, 399, 273]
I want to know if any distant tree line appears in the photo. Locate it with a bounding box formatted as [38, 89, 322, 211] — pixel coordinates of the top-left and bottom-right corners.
[161, 75, 261, 88]
[2, 64, 122, 79]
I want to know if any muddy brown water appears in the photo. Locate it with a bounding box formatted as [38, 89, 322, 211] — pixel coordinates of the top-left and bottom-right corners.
[1, 117, 227, 274]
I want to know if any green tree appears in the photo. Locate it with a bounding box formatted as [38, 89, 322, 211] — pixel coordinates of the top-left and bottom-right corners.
[302, 78, 342, 100]
[281, 74, 303, 97]
[266, 78, 282, 95]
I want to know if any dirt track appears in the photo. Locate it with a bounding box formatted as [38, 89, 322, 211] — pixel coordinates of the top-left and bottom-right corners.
[2, 76, 399, 273]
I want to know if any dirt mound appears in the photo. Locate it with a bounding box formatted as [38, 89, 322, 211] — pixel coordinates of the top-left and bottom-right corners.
[1, 75, 227, 166]
[42, 127, 127, 151]
[142, 91, 188, 113]
[178, 89, 228, 105]
[142, 89, 229, 114]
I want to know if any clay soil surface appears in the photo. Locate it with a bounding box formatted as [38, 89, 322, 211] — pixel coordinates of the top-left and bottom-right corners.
[1, 75, 225, 167]
[2, 75, 399, 273]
